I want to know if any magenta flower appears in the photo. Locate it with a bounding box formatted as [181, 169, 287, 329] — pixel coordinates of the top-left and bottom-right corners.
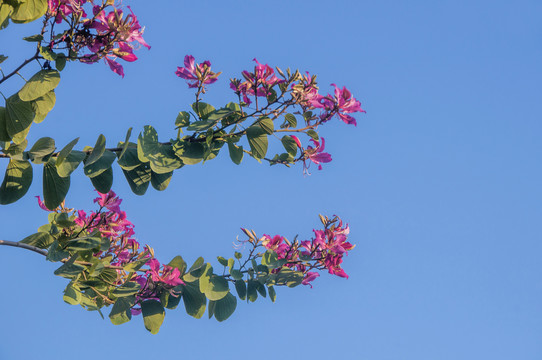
[261, 234, 290, 258]
[175, 55, 221, 89]
[36, 196, 51, 211]
[94, 191, 122, 214]
[310, 84, 365, 126]
[105, 56, 125, 77]
[147, 259, 184, 287]
[301, 272, 320, 287]
[304, 138, 332, 171]
[230, 59, 284, 104]
[48, 0, 87, 24]
[91, 6, 150, 50]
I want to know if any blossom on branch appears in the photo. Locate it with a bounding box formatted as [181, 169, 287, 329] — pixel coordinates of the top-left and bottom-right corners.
[175, 55, 221, 90]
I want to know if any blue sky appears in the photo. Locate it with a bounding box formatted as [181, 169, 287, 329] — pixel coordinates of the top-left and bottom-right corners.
[1, 0, 541, 359]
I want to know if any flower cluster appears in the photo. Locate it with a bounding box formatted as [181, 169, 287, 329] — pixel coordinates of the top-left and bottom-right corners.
[175, 55, 221, 91]
[230, 58, 284, 105]
[45, 1, 150, 77]
[290, 135, 332, 173]
[309, 84, 365, 126]
[37, 191, 182, 315]
[259, 215, 354, 287]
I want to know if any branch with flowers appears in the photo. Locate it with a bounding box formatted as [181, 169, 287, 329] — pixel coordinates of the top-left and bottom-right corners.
[1, 0, 364, 334]
[6, 191, 354, 333]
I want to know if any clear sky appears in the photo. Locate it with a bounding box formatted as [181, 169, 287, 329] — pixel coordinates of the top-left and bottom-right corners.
[1, 0, 541, 359]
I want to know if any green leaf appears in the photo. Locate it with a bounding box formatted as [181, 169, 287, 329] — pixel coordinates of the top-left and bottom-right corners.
[183, 257, 207, 283]
[227, 142, 243, 165]
[83, 150, 115, 178]
[56, 150, 85, 177]
[19, 69, 60, 101]
[46, 240, 69, 262]
[200, 268, 229, 301]
[246, 125, 268, 160]
[181, 281, 207, 319]
[168, 255, 187, 275]
[235, 280, 246, 300]
[230, 269, 243, 281]
[122, 164, 151, 196]
[175, 111, 190, 128]
[247, 280, 258, 302]
[257, 117, 274, 135]
[0, 106, 11, 141]
[112, 281, 141, 297]
[39, 46, 56, 61]
[0, 4, 13, 29]
[23, 34, 43, 42]
[138, 126, 181, 173]
[151, 171, 172, 191]
[85, 134, 106, 166]
[122, 256, 149, 273]
[281, 135, 298, 157]
[10, 0, 47, 23]
[20, 232, 54, 248]
[43, 158, 70, 209]
[173, 140, 204, 165]
[306, 129, 319, 141]
[284, 113, 297, 128]
[28, 137, 55, 160]
[117, 146, 140, 171]
[66, 236, 101, 251]
[90, 166, 113, 193]
[55, 53, 66, 71]
[209, 292, 237, 322]
[54, 258, 84, 279]
[63, 283, 82, 305]
[161, 291, 182, 310]
[56, 137, 79, 167]
[186, 120, 215, 131]
[217, 256, 228, 267]
[109, 296, 135, 325]
[31, 90, 56, 123]
[255, 281, 267, 297]
[0, 159, 32, 204]
[148, 145, 181, 173]
[5, 93, 34, 144]
[268, 285, 276, 302]
[261, 250, 279, 267]
[117, 127, 132, 161]
[191, 102, 215, 119]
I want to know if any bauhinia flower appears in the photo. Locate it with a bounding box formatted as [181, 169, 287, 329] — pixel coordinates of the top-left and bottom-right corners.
[310, 84, 365, 125]
[175, 55, 221, 90]
[147, 259, 184, 287]
[230, 58, 284, 105]
[304, 138, 333, 172]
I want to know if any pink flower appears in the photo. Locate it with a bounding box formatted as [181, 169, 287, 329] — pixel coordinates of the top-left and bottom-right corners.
[290, 135, 302, 148]
[261, 234, 290, 258]
[36, 196, 51, 211]
[175, 55, 221, 89]
[91, 6, 150, 50]
[310, 84, 365, 126]
[147, 259, 184, 287]
[94, 191, 122, 214]
[105, 56, 125, 77]
[304, 138, 332, 171]
[230, 59, 284, 103]
[302, 272, 320, 287]
[332, 84, 365, 125]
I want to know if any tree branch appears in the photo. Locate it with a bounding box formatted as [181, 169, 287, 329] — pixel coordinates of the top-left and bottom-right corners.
[0, 239, 48, 256]
[0, 51, 41, 86]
